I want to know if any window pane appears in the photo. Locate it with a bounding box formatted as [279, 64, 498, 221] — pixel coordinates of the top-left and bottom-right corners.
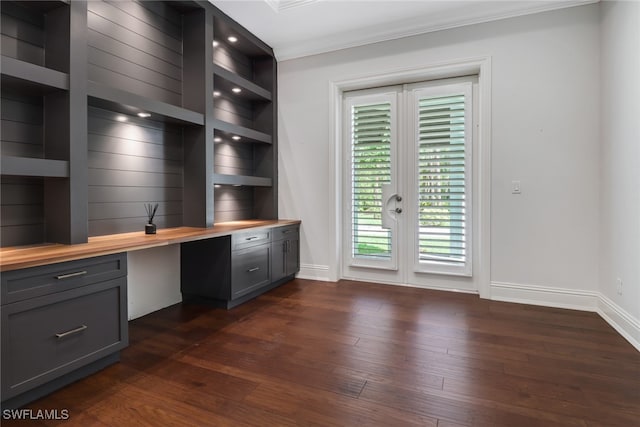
[351, 103, 392, 259]
[417, 94, 467, 265]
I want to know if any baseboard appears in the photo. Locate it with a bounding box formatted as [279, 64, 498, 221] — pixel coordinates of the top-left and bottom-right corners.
[490, 281, 639, 352]
[597, 294, 640, 351]
[490, 281, 600, 311]
[297, 263, 331, 281]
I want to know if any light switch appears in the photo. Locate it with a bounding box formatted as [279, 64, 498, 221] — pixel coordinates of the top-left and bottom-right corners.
[512, 180, 521, 194]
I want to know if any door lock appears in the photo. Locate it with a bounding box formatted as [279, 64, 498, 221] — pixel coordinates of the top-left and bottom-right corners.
[395, 195, 402, 202]
[395, 208, 403, 214]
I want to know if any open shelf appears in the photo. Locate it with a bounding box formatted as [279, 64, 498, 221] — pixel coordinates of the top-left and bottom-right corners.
[213, 64, 271, 101]
[0, 56, 69, 92]
[213, 119, 271, 144]
[1, 156, 69, 178]
[213, 174, 272, 187]
[88, 81, 204, 126]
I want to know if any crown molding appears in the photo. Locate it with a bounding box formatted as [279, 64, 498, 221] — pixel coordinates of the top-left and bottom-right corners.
[275, 0, 598, 61]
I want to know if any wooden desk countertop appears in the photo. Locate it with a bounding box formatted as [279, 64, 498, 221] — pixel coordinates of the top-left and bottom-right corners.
[0, 220, 301, 272]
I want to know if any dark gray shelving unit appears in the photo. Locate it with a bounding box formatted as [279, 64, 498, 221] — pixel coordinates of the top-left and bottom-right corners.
[0, 0, 87, 246]
[212, 11, 278, 223]
[1, 0, 278, 246]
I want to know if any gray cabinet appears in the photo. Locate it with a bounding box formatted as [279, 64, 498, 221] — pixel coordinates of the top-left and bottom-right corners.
[231, 243, 271, 299]
[1, 253, 128, 408]
[271, 225, 300, 283]
[181, 224, 298, 308]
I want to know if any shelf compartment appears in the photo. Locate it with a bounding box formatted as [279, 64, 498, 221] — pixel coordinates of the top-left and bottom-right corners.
[213, 119, 271, 144]
[1, 156, 69, 178]
[213, 174, 272, 187]
[88, 81, 204, 126]
[1, 56, 69, 92]
[213, 64, 271, 101]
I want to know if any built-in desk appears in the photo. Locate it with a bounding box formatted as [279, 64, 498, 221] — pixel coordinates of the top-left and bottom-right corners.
[0, 220, 300, 409]
[0, 220, 300, 272]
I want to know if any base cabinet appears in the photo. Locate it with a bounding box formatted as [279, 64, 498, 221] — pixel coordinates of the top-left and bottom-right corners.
[181, 224, 299, 308]
[1, 253, 128, 408]
[271, 225, 300, 283]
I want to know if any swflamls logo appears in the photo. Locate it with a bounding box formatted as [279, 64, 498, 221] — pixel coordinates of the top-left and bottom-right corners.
[2, 409, 69, 420]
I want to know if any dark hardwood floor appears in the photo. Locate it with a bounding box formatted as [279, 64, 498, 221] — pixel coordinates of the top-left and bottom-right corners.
[5, 279, 640, 426]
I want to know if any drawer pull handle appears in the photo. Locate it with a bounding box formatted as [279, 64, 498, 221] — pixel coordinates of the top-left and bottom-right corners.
[55, 270, 88, 280]
[55, 325, 88, 339]
[283, 230, 293, 234]
[247, 267, 260, 273]
[245, 236, 259, 241]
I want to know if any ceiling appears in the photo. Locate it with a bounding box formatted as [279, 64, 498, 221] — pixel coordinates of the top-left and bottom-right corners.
[211, 0, 596, 61]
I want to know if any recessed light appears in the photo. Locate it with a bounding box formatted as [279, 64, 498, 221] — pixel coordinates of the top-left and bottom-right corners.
[213, 40, 219, 47]
[232, 135, 241, 141]
[231, 87, 242, 94]
[213, 91, 221, 97]
[137, 112, 151, 118]
[214, 137, 222, 143]
[233, 184, 242, 187]
[227, 36, 238, 43]
[214, 184, 222, 188]
[115, 115, 127, 122]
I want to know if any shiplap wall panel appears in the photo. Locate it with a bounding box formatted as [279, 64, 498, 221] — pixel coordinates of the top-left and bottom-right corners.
[88, 1, 182, 52]
[1, 94, 43, 158]
[214, 142, 253, 176]
[213, 97, 254, 129]
[87, 0, 183, 106]
[88, 49, 182, 94]
[87, 107, 183, 237]
[0, 91, 45, 246]
[0, 177, 44, 246]
[0, 2, 45, 66]
[2, 96, 43, 125]
[89, 215, 182, 236]
[87, 31, 181, 80]
[214, 186, 253, 222]
[108, 0, 182, 36]
[214, 45, 252, 80]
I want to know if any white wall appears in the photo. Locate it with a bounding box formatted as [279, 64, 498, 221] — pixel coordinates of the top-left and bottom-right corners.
[598, 0, 640, 345]
[279, 5, 601, 300]
[127, 246, 182, 320]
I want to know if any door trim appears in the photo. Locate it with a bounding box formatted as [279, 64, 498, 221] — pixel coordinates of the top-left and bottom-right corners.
[329, 56, 492, 298]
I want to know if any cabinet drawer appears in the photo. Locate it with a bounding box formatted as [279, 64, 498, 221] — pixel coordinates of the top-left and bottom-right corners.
[1, 278, 127, 400]
[231, 244, 270, 299]
[232, 229, 271, 250]
[272, 225, 299, 242]
[1, 253, 127, 305]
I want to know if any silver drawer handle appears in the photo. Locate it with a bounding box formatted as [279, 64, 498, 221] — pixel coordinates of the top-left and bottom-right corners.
[55, 270, 88, 280]
[245, 236, 259, 241]
[247, 267, 260, 272]
[55, 325, 88, 339]
[283, 230, 293, 234]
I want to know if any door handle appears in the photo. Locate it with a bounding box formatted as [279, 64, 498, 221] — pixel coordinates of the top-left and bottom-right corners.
[56, 271, 87, 280]
[381, 184, 403, 229]
[55, 325, 88, 339]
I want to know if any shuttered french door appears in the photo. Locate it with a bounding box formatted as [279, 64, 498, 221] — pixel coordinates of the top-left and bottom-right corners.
[343, 78, 476, 289]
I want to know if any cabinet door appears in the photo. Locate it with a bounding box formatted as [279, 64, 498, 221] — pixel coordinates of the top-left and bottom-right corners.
[231, 244, 270, 299]
[285, 238, 300, 277]
[1, 278, 127, 400]
[271, 239, 287, 282]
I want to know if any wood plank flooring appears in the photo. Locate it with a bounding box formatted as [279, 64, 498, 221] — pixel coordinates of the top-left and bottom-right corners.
[5, 279, 639, 426]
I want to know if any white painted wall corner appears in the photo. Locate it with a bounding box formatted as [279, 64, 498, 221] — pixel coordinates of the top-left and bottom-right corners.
[490, 281, 640, 351]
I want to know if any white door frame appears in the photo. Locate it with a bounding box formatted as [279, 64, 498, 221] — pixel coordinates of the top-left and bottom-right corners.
[328, 56, 492, 298]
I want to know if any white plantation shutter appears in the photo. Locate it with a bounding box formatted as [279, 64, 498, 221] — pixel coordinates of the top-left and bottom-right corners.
[350, 102, 393, 260]
[414, 83, 472, 275]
